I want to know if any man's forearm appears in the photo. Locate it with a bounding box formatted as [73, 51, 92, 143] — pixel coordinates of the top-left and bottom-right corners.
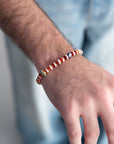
[0, 0, 73, 71]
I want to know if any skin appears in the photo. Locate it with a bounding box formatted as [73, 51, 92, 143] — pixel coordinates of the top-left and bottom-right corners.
[0, 0, 114, 143]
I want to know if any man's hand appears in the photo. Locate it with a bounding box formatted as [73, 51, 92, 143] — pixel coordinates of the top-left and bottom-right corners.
[41, 55, 114, 144]
[0, 0, 114, 143]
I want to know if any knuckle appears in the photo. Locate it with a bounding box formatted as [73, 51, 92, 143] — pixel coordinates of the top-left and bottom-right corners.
[110, 79, 114, 87]
[67, 101, 75, 113]
[65, 118, 76, 130]
[107, 129, 114, 138]
[97, 87, 107, 97]
[61, 107, 74, 119]
[65, 118, 74, 127]
[68, 130, 81, 139]
[96, 86, 113, 109]
[86, 129, 100, 139]
[81, 95, 93, 108]
[97, 87, 109, 102]
[108, 75, 114, 87]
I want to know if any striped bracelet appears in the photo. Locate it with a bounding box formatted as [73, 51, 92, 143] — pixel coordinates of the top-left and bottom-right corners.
[36, 49, 83, 84]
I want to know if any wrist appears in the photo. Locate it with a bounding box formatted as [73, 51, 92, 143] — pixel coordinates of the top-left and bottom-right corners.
[33, 30, 74, 72]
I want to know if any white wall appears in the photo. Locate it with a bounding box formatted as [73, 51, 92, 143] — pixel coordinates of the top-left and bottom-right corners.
[0, 30, 23, 144]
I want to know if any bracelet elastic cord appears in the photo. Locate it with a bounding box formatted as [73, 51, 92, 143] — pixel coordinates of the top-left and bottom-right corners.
[36, 49, 83, 84]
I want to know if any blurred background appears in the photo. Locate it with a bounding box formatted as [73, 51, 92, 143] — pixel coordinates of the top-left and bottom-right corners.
[0, 28, 62, 144]
[0, 29, 24, 144]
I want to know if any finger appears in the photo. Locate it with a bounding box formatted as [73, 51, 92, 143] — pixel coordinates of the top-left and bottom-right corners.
[100, 107, 114, 144]
[65, 115, 82, 144]
[82, 113, 100, 144]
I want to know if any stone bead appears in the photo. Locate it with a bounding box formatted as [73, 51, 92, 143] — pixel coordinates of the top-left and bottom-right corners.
[55, 60, 59, 65]
[71, 51, 74, 56]
[60, 57, 63, 63]
[67, 52, 72, 58]
[63, 55, 67, 60]
[40, 70, 47, 77]
[51, 64, 55, 68]
[53, 62, 57, 67]
[47, 67, 51, 71]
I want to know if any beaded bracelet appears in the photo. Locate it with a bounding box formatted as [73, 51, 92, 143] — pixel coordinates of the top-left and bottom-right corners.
[36, 49, 83, 84]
